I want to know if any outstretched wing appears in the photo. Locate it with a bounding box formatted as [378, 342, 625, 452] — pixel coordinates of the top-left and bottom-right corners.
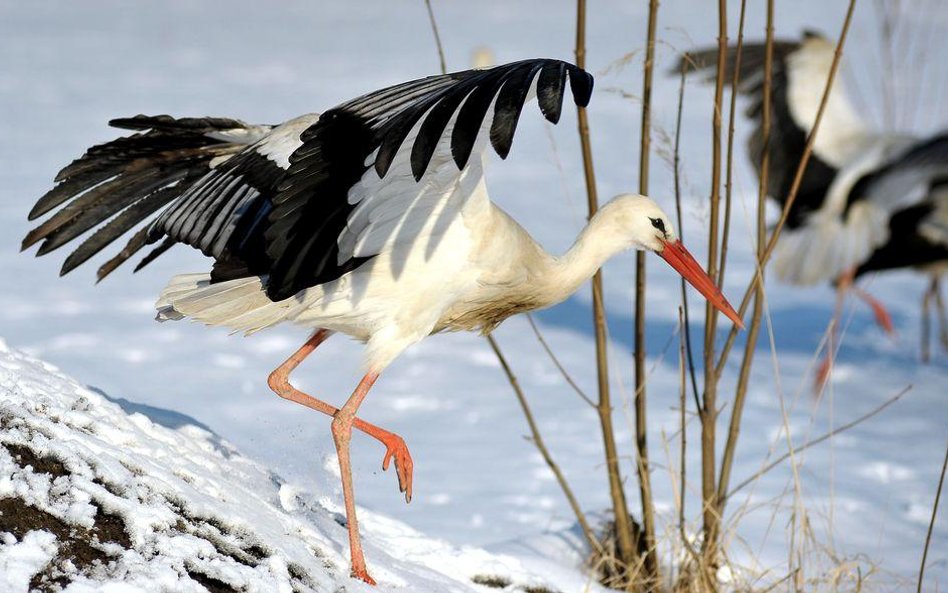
[261, 58, 593, 301]
[24, 59, 593, 301]
[680, 31, 868, 226]
[22, 114, 280, 280]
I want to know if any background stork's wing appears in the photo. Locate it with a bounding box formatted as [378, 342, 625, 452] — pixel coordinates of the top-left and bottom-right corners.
[854, 133, 948, 211]
[772, 134, 948, 284]
[261, 58, 593, 301]
[680, 31, 867, 225]
[22, 115, 277, 280]
[853, 177, 948, 275]
[919, 179, 948, 247]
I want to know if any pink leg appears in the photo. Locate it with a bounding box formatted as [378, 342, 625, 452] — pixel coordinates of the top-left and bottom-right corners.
[267, 331, 413, 501]
[816, 284, 846, 390]
[332, 372, 380, 585]
[922, 278, 935, 363]
[817, 269, 896, 389]
[852, 287, 895, 336]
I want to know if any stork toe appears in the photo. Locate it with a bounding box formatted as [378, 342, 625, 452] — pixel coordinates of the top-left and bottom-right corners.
[380, 433, 414, 503]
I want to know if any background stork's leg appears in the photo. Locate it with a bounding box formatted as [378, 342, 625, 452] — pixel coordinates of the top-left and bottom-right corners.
[922, 279, 935, 363]
[853, 286, 895, 335]
[817, 278, 850, 388]
[935, 275, 948, 353]
[332, 371, 381, 585]
[268, 331, 413, 499]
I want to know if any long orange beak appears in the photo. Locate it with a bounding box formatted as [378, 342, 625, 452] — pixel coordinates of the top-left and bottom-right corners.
[658, 239, 744, 329]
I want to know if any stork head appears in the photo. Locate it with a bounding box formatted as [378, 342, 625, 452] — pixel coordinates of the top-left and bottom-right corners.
[606, 193, 744, 328]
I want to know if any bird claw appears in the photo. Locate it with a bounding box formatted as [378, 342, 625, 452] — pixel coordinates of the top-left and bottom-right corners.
[379, 433, 413, 503]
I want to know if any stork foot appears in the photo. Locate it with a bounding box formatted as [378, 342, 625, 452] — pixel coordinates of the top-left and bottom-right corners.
[868, 300, 895, 336]
[854, 287, 895, 336]
[378, 432, 414, 503]
[351, 567, 377, 586]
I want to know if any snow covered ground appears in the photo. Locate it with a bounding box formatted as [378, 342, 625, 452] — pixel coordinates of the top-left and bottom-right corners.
[0, 339, 604, 591]
[1, 0, 946, 590]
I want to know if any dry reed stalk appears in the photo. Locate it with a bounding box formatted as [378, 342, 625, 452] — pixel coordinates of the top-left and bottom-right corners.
[574, 0, 638, 577]
[699, 0, 728, 580]
[669, 61, 711, 592]
[634, 1, 661, 589]
[673, 55, 701, 412]
[714, 0, 860, 379]
[716, 0, 771, 512]
[423, 0, 447, 75]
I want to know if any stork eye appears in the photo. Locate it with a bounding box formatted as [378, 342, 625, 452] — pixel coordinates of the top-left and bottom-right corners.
[649, 217, 666, 232]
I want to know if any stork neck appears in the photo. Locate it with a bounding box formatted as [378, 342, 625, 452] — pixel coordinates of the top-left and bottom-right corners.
[551, 206, 630, 296]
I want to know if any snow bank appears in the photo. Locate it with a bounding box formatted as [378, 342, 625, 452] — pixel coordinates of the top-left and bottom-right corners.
[0, 338, 603, 592]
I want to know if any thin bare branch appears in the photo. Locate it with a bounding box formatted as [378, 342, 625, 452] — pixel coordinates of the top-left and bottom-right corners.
[672, 54, 701, 413]
[418, 0, 598, 565]
[700, 0, 728, 577]
[917, 436, 948, 593]
[526, 315, 595, 408]
[728, 386, 911, 497]
[716, 0, 770, 512]
[423, 0, 447, 75]
[634, 1, 661, 588]
[486, 335, 600, 554]
[716, 0, 747, 287]
[575, 0, 637, 574]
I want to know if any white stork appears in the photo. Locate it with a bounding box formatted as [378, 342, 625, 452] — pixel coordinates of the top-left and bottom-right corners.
[23, 59, 742, 584]
[683, 32, 948, 363]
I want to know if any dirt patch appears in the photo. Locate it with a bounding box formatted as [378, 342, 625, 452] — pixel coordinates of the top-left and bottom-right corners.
[92, 504, 132, 548]
[0, 442, 133, 591]
[4, 442, 68, 478]
[471, 574, 512, 588]
[186, 567, 240, 593]
[0, 497, 123, 592]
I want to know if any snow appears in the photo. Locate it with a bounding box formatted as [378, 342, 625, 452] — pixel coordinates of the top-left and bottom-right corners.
[0, 339, 605, 592]
[1, 0, 947, 591]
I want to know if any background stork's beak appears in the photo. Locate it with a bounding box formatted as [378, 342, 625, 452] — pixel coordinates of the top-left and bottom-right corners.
[658, 239, 744, 329]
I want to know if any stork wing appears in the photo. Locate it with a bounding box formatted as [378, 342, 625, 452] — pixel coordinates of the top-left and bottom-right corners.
[919, 181, 948, 249]
[679, 31, 868, 225]
[24, 60, 593, 296]
[261, 59, 593, 301]
[148, 114, 320, 281]
[857, 133, 948, 211]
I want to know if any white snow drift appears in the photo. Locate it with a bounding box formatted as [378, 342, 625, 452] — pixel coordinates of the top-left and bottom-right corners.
[0, 338, 602, 592]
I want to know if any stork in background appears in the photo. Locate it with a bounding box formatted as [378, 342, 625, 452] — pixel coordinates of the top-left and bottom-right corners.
[682, 31, 948, 371]
[22, 59, 742, 584]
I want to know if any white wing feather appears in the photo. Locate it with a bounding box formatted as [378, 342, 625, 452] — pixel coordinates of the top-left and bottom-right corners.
[785, 35, 869, 166]
[336, 76, 542, 268]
